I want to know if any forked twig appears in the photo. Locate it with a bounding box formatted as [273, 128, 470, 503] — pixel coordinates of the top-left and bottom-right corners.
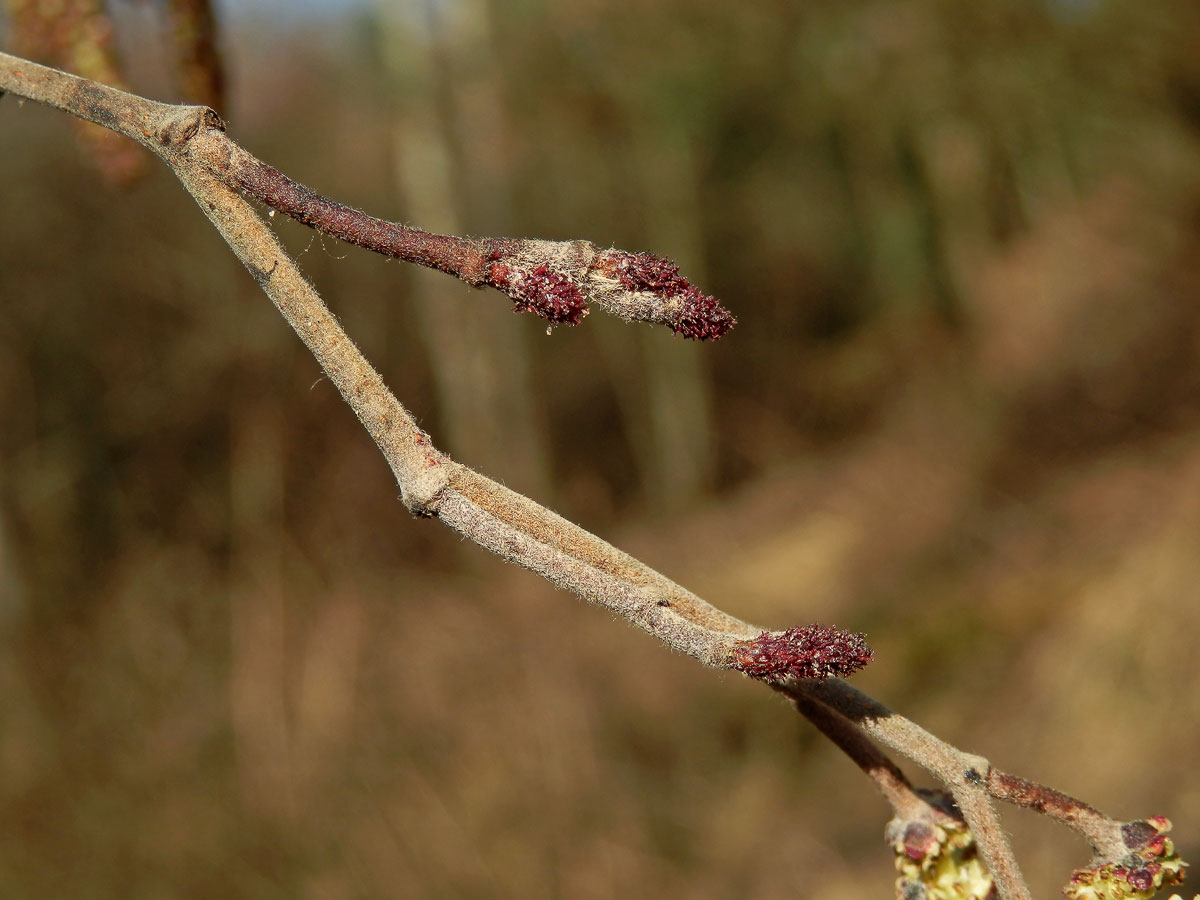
[2, 51, 1184, 900]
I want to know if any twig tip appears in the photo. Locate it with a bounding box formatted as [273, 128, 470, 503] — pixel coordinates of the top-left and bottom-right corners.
[593, 249, 736, 340]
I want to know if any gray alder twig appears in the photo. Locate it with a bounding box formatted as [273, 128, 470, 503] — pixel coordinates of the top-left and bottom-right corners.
[0, 50, 1023, 900]
[4, 50, 1179, 900]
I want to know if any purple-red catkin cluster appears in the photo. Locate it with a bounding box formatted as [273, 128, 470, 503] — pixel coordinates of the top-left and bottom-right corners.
[732, 624, 874, 682]
[608, 251, 737, 340]
[488, 262, 588, 326]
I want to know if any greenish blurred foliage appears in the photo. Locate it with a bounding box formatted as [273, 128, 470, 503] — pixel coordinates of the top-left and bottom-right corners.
[2, 1, 1199, 898]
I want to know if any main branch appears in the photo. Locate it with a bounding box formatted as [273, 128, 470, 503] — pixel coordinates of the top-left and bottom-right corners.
[4, 51, 1185, 900]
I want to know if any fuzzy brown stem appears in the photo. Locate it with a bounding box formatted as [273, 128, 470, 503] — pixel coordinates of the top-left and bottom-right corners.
[187, 131, 492, 280]
[786, 688, 928, 819]
[0, 48, 187, 148]
[987, 770, 1125, 858]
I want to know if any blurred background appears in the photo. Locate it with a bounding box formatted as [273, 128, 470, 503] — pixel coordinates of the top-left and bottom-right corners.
[2, 0, 1199, 897]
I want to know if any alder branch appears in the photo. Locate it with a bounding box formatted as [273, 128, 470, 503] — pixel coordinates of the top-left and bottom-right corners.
[786, 689, 926, 819]
[186, 125, 737, 338]
[800, 679, 1029, 897]
[986, 770, 1125, 858]
[2, 51, 1184, 900]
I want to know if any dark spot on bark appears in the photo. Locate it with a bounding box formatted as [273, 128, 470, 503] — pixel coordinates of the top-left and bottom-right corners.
[248, 259, 279, 286]
[74, 82, 119, 131]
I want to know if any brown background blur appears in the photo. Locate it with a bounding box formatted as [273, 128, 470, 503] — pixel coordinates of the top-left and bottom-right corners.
[2, 1, 1199, 898]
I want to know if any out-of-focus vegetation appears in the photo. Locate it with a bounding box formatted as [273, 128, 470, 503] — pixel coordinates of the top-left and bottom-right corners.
[2, 1, 1199, 897]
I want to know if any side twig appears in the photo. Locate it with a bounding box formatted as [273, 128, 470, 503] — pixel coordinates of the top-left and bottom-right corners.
[185, 129, 737, 339]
